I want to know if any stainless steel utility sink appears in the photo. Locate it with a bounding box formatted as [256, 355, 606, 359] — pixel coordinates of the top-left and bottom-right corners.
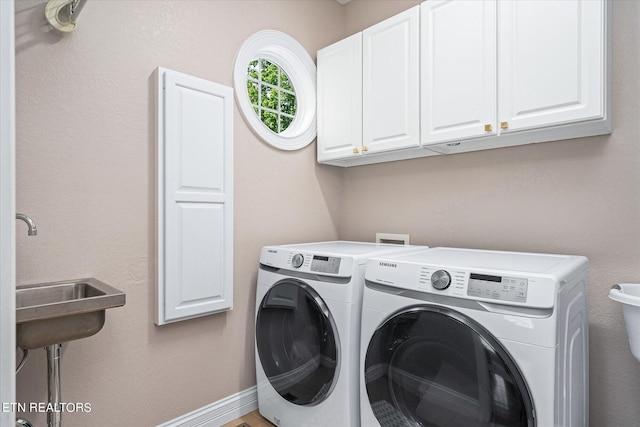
[16, 278, 126, 349]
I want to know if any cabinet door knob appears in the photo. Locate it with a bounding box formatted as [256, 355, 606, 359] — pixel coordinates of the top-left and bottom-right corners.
[352, 147, 360, 154]
[500, 121, 509, 130]
[362, 145, 369, 152]
[484, 124, 493, 132]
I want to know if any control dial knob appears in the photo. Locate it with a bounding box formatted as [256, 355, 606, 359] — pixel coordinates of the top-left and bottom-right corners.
[431, 270, 452, 290]
[292, 253, 304, 268]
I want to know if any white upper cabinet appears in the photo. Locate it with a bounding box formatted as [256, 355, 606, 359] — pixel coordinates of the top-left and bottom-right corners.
[363, 6, 420, 154]
[425, 0, 610, 155]
[317, 33, 362, 162]
[317, 5, 437, 166]
[498, 0, 608, 133]
[156, 67, 234, 325]
[316, 0, 610, 165]
[421, 0, 497, 145]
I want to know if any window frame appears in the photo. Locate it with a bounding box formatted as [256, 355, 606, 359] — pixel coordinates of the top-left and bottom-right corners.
[234, 30, 317, 151]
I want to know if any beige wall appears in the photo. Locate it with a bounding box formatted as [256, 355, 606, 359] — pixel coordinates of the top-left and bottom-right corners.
[14, 1, 344, 425]
[13, 0, 640, 426]
[340, 1, 640, 427]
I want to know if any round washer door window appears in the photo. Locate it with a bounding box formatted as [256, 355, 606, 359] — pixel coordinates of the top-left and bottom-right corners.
[256, 280, 339, 406]
[364, 307, 535, 427]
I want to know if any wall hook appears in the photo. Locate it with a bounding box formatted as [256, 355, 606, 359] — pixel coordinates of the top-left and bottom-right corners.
[45, 0, 86, 32]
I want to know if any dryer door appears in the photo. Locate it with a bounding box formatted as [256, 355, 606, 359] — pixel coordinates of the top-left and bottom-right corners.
[364, 306, 535, 427]
[256, 279, 339, 406]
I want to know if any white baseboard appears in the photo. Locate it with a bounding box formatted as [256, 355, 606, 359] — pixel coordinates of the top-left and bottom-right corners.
[158, 386, 258, 427]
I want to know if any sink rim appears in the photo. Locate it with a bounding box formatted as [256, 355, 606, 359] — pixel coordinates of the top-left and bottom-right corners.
[16, 277, 126, 324]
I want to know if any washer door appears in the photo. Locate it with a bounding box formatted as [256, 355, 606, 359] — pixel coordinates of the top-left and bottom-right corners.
[365, 306, 535, 427]
[256, 279, 339, 406]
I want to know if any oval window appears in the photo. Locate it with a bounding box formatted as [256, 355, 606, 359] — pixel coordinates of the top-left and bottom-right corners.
[247, 59, 297, 134]
[234, 30, 316, 151]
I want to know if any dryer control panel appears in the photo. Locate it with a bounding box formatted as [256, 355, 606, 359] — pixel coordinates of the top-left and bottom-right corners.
[420, 265, 530, 303]
[366, 247, 590, 309]
[467, 273, 528, 302]
[370, 259, 554, 308]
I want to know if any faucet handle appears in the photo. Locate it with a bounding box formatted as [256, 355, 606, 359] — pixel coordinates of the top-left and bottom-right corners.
[16, 213, 38, 236]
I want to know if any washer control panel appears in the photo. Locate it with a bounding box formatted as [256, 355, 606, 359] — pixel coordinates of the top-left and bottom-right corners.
[261, 247, 355, 278]
[467, 273, 528, 302]
[310, 255, 342, 274]
[285, 252, 342, 274]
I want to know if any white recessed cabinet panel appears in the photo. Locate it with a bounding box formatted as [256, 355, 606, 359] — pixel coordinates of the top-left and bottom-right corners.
[363, 7, 420, 154]
[317, 33, 362, 162]
[421, 0, 497, 144]
[317, 0, 611, 166]
[498, 0, 607, 133]
[156, 67, 233, 325]
[175, 204, 225, 302]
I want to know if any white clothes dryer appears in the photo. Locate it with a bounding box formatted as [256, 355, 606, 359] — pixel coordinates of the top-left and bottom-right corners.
[255, 241, 425, 427]
[360, 247, 589, 427]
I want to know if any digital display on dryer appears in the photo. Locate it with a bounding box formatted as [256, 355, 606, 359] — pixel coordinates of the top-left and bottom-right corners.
[310, 255, 341, 274]
[470, 273, 501, 282]
[467, 273, 528, 302]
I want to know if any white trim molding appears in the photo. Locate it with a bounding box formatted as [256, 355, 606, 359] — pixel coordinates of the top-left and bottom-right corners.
[157, 386, 258, 427]
[0, 2, 16, 426]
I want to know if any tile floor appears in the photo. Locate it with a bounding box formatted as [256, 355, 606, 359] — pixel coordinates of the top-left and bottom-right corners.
[222, 410, 274, 427]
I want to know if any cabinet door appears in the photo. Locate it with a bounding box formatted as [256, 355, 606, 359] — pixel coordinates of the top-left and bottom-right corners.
[363, 6, 420, 154]
[156, 68, 234, 325]
[421, 0, 497, 145]
[317, 33, 362, 162]
[498, 0, 606, 133]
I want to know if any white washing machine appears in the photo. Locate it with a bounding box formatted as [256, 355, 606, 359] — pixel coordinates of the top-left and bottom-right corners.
[255, 241, 426, 427]
[360, 247, 589, 427]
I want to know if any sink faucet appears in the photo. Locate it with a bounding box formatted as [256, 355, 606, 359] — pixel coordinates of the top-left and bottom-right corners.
[16, 213, 37, 236]
[16, 418, 34, 427]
